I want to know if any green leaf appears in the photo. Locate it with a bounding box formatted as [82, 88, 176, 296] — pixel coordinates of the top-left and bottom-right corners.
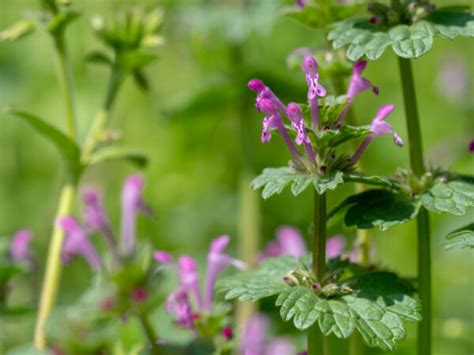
[328, 9, 474, 60]
[329, 189, 420, 231]
[343, 173, 399, 189]
[442, 223, 474, 250]
[421, 181, 474, 216]
[89, 146, 148, 168]
[251, 167, 344, 199]
[219, 259, 421, 352]
[132, 70, 150, 91]
[6, 345, 49, 355]
[48, 10, 81, 36]
[0, 20, 35, 42]
[7, 109, 81, 177]
[216, 256, 298, 301]
[117, 50, 158, 73]
[317, 125, 371, 148]
[85, 51, 113, 67]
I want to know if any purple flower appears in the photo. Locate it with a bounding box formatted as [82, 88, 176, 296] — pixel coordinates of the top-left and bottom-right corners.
[302, 55, 326, 128]
[338, 60, 379, 125]
[59, 217, 101, 269]
[349, 104, 402, 164]
[248, 79, 287, 114]
[10, 229, 33, 263]
[204, 235, 246, 311]
[259, 226, 307, 261]
[165, 287, 194, 329]
[436, 54, 470, 103]
[120, 174, 153, 254]
[155, 235, 244, 328]
[240, 314, 296, 355]
[469, 139, 474, 153]
[257, 99, 300, 160]
[83, 188, 109, 232]
[287, 102, 316, 164]
[295, 0, 306, 9]
[326, 235, 346, 259]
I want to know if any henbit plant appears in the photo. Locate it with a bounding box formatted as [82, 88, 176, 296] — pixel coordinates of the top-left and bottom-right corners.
[325, 2, 474, 355]
[217, 54, 421, 355]
[0, 1, 163, 349]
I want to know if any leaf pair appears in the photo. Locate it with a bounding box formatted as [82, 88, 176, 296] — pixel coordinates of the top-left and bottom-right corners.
[217, 256, 421, 351]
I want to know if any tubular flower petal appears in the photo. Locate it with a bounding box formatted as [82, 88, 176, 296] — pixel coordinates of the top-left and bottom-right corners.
[59, 217, 101, 269]
[120, 174, 153, 254]
[302, 55, 326, 127]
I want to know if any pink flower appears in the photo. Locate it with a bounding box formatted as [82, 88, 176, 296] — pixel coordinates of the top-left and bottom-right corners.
[302, 55, 326, 128]
[59, 217, 101, 269]
[10, 229, 33, 264]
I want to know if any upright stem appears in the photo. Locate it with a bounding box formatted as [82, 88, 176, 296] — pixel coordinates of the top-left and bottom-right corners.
[34, 182, 76, 348]
[398, 57, 431, 355]
[138, 313, 160, 355]
[34, 33, 78, 349]
[53, 36, 77, 140]
[308, 191, 327, 355]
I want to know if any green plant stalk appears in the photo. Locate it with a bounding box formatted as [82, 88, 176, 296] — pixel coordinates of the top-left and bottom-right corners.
[34, 182, 76, 348]
[308, 191, 327, 355]
[398, 57, 431, 355]
[34, 66, 123, 349]
[138, 313, 160, 355]
[53, 35, 77, 140]
[34, 33, 78, 349]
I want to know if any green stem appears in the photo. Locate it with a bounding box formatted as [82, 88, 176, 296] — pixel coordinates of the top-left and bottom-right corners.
[137, 313, 160, 355]
[53, 35, 77, 140]
[308, 191, 327, 355]
[34, 182, 76, 348]
[398, 57, 431, 355]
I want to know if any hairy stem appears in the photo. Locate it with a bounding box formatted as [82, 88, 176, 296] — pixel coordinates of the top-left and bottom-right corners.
[308, 191, 327, 355]
[53, 35, 77, 140]
[398, 57, 431, 355]
[138, 313, 160, 355]
[34, 183, 76, 348]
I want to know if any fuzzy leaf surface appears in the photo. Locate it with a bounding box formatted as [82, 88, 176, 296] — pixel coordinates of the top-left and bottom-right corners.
[89, 146, 148, 168]
[251, 167, 344, 199]
[421, 181, 474, 216]
[328, 8, 474, 60]
[442, 223, 474, 250]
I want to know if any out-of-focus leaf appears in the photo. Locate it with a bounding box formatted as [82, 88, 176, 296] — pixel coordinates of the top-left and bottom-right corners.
[48, 10, 80, 36]
[343, 173, 399, 189]
[0, 20, 35, 42]
[85, 51, 113, 67]
[132, 70, 150, 91]
[421, 181, 474, 216]
[329, 189, 421, 230]
[6, 345, 49, 355]
[118, 50, 158, 73]
[251, 167, 344, 199]
[89, 146, 148, 168]
[443, 223, 474, 250]
[7, 109, 81, 177]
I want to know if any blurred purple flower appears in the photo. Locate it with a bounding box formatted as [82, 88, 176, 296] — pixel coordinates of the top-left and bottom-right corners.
[240, 314, 296, 355]
[302, 55, 326, 128]
[259, 226, 349, 262]
[295, 0, 306, 9]
[155, 235, 244, 329]
[120, 174, 153, 254]
[469, 139, 474, 153]
[10, 229, 33, 264]
[59, 217, 101, 269]
[350, 104, 403, 164]
[437, 54, 470, 103]
[338, 60, 379, 125]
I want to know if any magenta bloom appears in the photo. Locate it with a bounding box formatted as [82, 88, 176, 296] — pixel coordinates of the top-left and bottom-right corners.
[287, 102, 316, 164]
[338, 60, 379, 125]
[240, 314, 296, 355]
[295, 0, 306, 9]
[10, 229, 33, 263]
[204, 235, 246, 311]
[349, 104, 403, 164]
[59, 217, 101, 269]
[469, 139, 474, 152]
[155, 235, 244, 328]
[120, 174, 153, 254]
[83, 188, 109, 232]
[326, 236, 346, 259]
[302, 55, 326, 128]
[248, 79, 287, 114]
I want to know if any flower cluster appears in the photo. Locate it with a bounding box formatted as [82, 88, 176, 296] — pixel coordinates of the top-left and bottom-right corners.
[154, 235, 245, 332]
[249, 55, 403, 175]
[58, 174, 152, 269]
[368, 1, 436, 26]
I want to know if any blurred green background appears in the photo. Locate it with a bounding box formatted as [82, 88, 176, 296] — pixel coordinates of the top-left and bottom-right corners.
[0, 0, 473, 354]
